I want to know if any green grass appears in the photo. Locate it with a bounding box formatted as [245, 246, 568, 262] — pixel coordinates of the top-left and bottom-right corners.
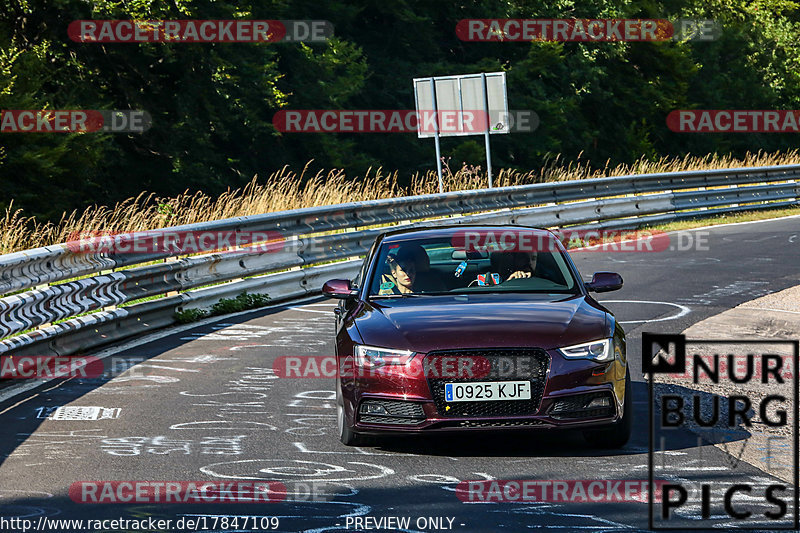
[642, 205, 800, 234]
[555, 205, 800, 250]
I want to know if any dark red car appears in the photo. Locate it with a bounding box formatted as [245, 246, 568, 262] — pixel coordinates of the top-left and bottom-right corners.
[322, 225, 629, 448]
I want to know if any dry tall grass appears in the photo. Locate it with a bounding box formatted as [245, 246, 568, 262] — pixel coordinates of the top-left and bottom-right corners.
[3, 150, 799, 255]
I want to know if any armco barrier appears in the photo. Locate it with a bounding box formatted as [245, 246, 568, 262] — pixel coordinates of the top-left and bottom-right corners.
[0, 165, 797, 358]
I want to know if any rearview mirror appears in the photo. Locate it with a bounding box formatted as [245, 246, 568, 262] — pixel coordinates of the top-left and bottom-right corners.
[452, 250, 489, 260]
[585, 272, 623, 293]
[322, 279, 358, 299]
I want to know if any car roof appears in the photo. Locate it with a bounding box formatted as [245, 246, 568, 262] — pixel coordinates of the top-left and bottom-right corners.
[380, 225, 556, 243]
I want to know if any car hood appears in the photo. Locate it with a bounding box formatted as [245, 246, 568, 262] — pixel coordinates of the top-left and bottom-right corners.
[353, 293, 608, 353]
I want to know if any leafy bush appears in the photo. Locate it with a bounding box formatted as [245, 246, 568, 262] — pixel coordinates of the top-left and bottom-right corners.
[173, 291, 270, 323]
[174, 308, 209, 324]
[210, 292, 271, 315]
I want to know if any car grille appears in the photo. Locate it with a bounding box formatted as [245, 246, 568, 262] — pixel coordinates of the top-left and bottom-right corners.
[426, 348, 550, 418]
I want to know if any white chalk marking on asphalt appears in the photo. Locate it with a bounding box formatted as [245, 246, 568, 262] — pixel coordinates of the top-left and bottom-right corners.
[35, 406, 121, 421]
[0, 294, 324, 404]
[0, 489, 58, 519]
[109, 375, 179, 384]
[154, 355, 229, 363]
[200, 459, 394, 482]
[179, 391, 269, 399]
[287, 307, 334, 314]
[408, 473, 460, 486]
[293, 442, 400, 456]
[180, 500, 375, 522]
[722, 235, 779, 243]
[598, 300, 691, 324]
[136, 363, 199, 372]
[508, 507, 635, 529]
[666, 466, 732, 471]
[410, 471, 495, 492]
[170, 421, 277, 431]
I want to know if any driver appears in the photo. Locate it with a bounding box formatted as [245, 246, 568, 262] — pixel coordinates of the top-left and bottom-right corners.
[379, 247, 418, 294]
[475, 251, 538, 286]
[506, 251, 538, 280]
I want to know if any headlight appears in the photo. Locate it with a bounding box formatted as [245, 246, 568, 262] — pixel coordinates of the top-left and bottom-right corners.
[558, 338, 613, 361]
[354, 345, 416, 368]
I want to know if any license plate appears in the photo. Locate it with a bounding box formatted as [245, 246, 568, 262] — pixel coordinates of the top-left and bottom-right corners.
[444, 381, 531, 402]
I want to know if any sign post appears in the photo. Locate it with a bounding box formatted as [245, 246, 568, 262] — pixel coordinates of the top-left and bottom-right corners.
[481, 72, 493, 188]
[430, 79, 444, 193]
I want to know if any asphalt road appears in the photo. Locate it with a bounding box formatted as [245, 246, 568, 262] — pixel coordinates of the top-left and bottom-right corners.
[0, 217, 798, 533]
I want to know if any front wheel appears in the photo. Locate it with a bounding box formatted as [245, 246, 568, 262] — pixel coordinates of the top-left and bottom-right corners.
[582, 370, 632, 449]
[336, 383, 367, 446]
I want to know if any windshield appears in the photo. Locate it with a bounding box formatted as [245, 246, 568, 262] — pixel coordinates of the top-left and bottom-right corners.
[367, 233, 580, 297]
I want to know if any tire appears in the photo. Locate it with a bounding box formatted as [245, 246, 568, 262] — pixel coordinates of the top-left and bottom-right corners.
[583, 369, 632, 449]
[336, 383, 367, 446]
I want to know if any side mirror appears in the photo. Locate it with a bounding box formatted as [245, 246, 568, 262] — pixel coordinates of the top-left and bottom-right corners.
[585, 272, 623, 293]
[322, 279, 358, 300]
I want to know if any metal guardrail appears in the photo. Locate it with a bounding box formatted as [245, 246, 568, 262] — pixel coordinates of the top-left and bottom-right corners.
[0, 164, 798, 358]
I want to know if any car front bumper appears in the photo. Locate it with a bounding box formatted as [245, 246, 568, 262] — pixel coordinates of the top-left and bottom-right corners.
[342, 348, 627, 434]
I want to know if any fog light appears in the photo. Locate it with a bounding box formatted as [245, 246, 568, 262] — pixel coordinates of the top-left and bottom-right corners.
[586, 396, 611, 408]
[549, 392, 615, 419]
[361, 403, 388, 415]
